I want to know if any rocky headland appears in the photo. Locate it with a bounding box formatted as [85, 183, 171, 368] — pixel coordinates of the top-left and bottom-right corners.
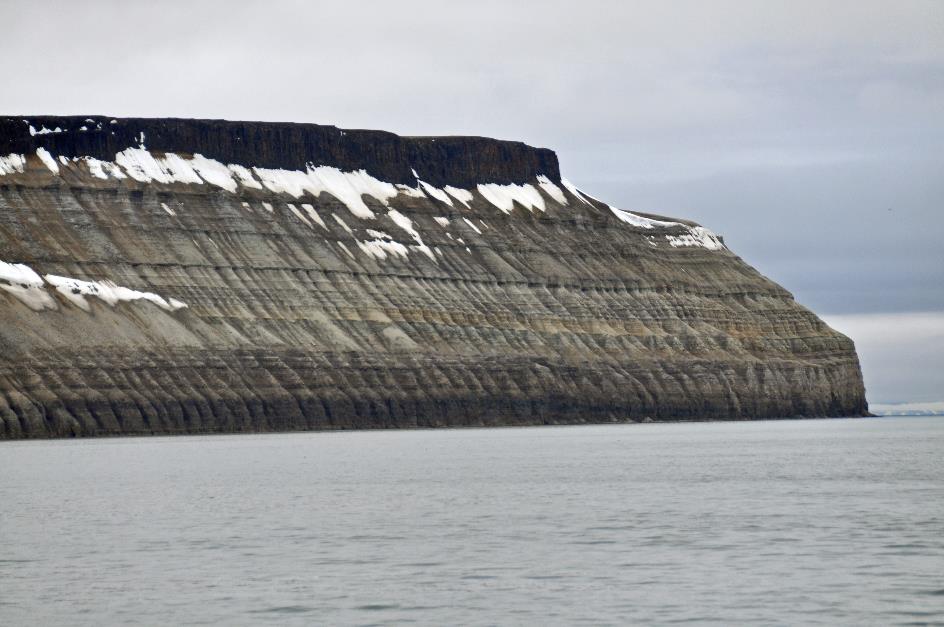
[0, 116, 867, 438]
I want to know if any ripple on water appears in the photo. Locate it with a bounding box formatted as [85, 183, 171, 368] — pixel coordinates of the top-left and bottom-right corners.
[355, 603, 401, 611]
[248, 605, 316, 614]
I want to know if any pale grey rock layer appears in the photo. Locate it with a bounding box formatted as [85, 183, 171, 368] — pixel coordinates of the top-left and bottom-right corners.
[0, 118, 867, 438]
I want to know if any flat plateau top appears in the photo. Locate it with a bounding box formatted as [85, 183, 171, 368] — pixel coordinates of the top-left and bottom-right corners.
[0, 116, 560, 188]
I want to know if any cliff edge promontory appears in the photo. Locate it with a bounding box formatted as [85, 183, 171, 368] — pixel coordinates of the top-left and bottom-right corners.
[0, 116, 867, 438]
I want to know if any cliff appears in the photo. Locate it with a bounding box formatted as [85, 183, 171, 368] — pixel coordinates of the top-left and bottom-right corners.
[0, 116, 867, 438]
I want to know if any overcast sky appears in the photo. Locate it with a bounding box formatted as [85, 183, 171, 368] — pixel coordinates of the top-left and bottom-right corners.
[3, 0, 942, 404]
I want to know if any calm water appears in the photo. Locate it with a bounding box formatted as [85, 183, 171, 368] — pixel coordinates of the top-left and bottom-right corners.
[1, 418, 942, 626]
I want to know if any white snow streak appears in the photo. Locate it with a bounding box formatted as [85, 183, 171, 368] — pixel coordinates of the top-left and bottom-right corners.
[387, 209, 436, 261]
[419, 181, 453, 206]
[462, 217, 482, 234]
[44, 275, 188, 312]
[1, 259, 187, 312]
[444, 186, 473, 208]
[609, 207, 678, 229]
[356, 237, 410, 261]
[228, 164, 262, 189]
[287, 203, 312, 228]
[0, 154, 26, 175]
[332, 213, 354, 234]
[560, 177, 592, 205]
[536, 175, 567, 205]
[190, 154, 237, 192]
[300, 203, 327, 229]
[29, 125, 64, 136]
[665, 227, 725, 251]
[476, 183, 545, 213]
[395, 184, 426, 198]
[36, 148, 59, 174]
[253, 166, 397, 219]
[0, 261, 55, 311]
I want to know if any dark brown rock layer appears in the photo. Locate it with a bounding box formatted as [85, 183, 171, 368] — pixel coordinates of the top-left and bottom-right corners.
[0, 116, 559, 188]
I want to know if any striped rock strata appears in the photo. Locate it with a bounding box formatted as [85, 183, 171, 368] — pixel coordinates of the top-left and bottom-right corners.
[0, 116, 867, 438]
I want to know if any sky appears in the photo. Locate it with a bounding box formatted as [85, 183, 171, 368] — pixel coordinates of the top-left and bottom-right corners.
[2, 0, 942, 405]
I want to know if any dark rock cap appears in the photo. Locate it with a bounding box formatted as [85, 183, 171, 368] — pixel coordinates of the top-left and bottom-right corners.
[0, 116, 561, 188]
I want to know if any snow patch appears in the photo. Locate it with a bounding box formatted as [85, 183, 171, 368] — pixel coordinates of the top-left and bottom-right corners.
[253, 166, 397, 220]
[666, 227, 725, 251]
[84, 157, 124, 179]
[444, 186, 473, 208]
[0, 261, 56, 310]
[227, 164, 262, 189]
[155, 152, 203, 185]
[286, 203, 312, 227]
[433, 217, 451, 228]
[607, 202, 725, 251]
[395, 184, 426, 198]
[301, 203, 326, 229]
[419, 181, 453, 206]
[462, 217, 482, 234]
[356, 237, 410, 261]
[1, 260, 186, 312]
[476, 183, 545, 213]
[536, 175, 567, 205]
[115, 148, 198, 184]
[332, 213, 354, 234]
[36, 148, 59, 174]
[609, 206, 678, 229]
[44, 274, 188, 312]
[190, 154, 237, 192]
[387, 209, 435, 261]
[560, 177, 592, 205]
[29, 125, 65, 136]
[0, 154, 26, 175]
[84, 158, 108, 180]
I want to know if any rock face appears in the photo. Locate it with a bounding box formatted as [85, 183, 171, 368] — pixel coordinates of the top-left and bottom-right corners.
[0, 116, 867, 438]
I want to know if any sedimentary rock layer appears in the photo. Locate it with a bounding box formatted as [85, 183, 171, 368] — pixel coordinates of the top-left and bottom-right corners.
[0, 116, 867, 438]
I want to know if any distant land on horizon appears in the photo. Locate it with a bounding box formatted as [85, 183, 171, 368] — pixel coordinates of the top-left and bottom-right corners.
[869, 402, 944, 417]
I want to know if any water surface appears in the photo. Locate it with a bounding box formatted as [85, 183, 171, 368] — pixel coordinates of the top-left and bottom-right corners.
[2, 418, 942, 625]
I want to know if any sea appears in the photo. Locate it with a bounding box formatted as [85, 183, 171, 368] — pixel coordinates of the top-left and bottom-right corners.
[1, 417, 942, 626]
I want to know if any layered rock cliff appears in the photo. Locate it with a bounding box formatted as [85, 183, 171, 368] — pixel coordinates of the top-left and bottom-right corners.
[0, 116, 867, 438]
